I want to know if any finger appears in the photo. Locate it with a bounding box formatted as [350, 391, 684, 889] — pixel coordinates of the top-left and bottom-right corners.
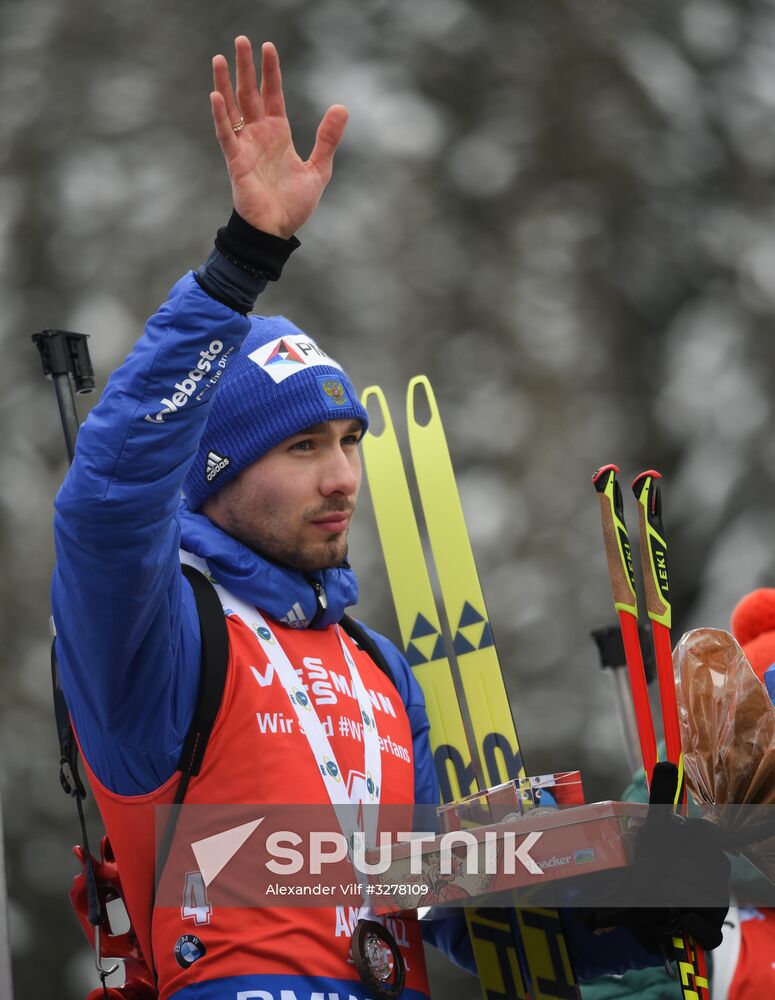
[260, 41, 286, 118]
[212, 53, 242, 127]
[210, 91, 240, 160]
[234, 35, 263, 121]
[308, 104, 349, 177]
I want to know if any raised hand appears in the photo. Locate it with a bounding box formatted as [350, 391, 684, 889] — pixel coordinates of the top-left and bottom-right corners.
[210, 37, 348, 239]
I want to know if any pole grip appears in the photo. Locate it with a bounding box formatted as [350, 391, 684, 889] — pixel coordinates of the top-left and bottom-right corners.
[32, 329, 94, 463]
[592, 465, 638, 616]
[632, 471, 671, 628]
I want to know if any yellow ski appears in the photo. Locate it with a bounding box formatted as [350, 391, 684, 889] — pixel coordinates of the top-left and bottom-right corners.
[360, 385, 474, 803]
[362, 378, 579, 1000]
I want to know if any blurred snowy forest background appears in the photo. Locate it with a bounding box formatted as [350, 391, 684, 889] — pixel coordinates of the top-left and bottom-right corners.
[3, 0, 775, 996]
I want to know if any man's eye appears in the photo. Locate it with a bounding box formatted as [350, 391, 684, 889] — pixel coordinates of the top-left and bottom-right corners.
[342, 434, 361, 446]
[290, 440, 313, 452]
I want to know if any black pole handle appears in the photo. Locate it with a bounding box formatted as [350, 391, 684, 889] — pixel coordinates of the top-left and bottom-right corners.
[590, 623, 657, 683]
[32, 329, 94, 462]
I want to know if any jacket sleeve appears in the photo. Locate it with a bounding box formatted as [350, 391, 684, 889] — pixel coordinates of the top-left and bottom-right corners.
[51, 272, 252, 795]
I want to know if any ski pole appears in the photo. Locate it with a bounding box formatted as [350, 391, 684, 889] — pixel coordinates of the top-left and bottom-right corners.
[589, 623, 656, 779]
[593, 465, 709, 1000]
[592, 464, 658, 779]
[31, 329, 95, 460]
[631, 472, 684, 799]
[0, 802, 12, 1000]
[31, 329, 122, 986]
[631, 470, 709, 1000]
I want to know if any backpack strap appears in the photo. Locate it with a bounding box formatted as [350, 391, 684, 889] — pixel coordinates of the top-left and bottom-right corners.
[177, 563, 230, 779]
[154, 564, 229, 887]
[51, 629, 87, 802]
[50, 631, 103, 927]
[339, 614, 396, 687]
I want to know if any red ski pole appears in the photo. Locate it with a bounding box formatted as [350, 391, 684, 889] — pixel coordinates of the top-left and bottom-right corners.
[593, 464, 710, 1000]
[631, 472, 684, 797]
[631, 470, 709, 1000]
[592, 464, 658, 779]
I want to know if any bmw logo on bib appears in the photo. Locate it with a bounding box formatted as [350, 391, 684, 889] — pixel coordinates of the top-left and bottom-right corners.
[174, 934, 206, 969]
[293, 687, 310, 709]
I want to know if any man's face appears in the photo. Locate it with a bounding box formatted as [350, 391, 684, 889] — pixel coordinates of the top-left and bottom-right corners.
[202, 419, 363, 572]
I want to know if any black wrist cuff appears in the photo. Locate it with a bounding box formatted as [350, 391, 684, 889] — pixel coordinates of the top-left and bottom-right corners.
[214, 210, 301, 281]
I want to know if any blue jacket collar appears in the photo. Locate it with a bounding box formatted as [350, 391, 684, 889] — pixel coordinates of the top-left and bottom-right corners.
[176, 498, 359, 629]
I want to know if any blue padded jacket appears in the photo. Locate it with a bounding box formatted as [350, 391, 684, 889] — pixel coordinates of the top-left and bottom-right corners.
[51, 268, 660, 984]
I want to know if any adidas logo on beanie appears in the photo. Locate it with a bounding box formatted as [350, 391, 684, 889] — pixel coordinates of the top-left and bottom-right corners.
[205, 451, 230, 483]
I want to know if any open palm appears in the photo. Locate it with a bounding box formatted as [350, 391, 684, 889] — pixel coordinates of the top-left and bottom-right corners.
[211, 37, 348, 239]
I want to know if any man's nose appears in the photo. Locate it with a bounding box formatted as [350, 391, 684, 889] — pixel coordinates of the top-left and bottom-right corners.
[320, 445, 359, 497]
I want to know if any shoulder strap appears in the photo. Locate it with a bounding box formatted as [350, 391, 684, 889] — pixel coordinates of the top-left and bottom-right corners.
[51, 633, 87, 801]
[155, 564, 229, 901]
[339, 614, 396, 686]
[177, 563, 230, 779]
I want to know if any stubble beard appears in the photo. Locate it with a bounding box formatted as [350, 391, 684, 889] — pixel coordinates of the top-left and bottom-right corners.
[238, 522, 350, 572]
[213, 483, 353, 572]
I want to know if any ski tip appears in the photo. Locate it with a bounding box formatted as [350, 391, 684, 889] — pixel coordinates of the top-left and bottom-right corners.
[361, 385, 385, 405]
[592, 463, 619, 488]
[406, 374, 436, 428]
[360, 385, 395, 440]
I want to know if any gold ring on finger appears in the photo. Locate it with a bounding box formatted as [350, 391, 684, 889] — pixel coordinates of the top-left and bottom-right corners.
[231, 116, 246, 133]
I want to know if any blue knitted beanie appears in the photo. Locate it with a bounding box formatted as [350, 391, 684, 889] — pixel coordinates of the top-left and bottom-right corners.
[184, 315, 369, 510]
